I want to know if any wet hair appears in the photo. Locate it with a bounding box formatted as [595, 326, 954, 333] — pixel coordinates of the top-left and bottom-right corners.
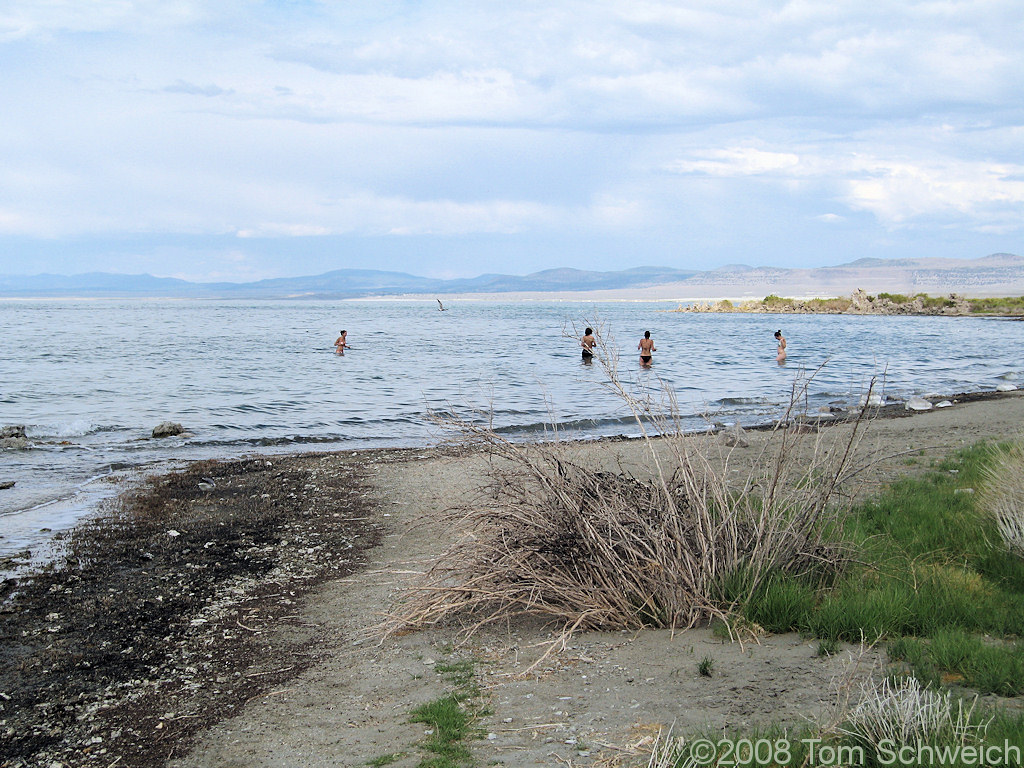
[774, 330, 782, 338]
[340, 330, 347, 335]
[585, 327, 593, 335]
[644, 330, 651, 339]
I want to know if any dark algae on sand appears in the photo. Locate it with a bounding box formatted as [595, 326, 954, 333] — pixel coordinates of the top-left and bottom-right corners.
[0, 452, 384, 768]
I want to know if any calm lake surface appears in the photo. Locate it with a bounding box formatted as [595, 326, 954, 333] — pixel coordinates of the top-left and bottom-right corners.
[2, 298, 1022, 556]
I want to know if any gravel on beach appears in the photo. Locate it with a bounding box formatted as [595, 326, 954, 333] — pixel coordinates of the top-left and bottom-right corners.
[0, 451, 386, 768]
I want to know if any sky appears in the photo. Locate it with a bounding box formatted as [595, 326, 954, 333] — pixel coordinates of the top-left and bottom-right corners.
[1, 1, 1022, 282]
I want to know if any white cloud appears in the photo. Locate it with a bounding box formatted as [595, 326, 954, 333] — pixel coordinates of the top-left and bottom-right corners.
[666, 142, 1024, 232]
[668, 148, 801, 176]
[843, 158, 1024, 227]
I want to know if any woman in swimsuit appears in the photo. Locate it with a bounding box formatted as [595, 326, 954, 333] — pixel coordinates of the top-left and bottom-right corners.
[774, 329, 786, 364]
[638, 330, 655, 367]
[334, 330, 348, 355]
[581, 327, 596, 362]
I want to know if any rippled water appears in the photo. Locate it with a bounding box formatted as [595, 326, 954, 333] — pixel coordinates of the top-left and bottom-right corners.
[1, 298, 1022, 555]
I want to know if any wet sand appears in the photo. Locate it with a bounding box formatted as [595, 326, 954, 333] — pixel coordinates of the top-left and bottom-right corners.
[3, 392, 1024, 768]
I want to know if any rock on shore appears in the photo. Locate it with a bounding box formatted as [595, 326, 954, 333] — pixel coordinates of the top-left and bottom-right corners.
[152, 421, 185, 438]
[1, 425, 30, 450]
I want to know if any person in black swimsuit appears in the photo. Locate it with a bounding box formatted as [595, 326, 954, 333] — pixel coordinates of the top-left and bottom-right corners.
[638, 330, 655, 367]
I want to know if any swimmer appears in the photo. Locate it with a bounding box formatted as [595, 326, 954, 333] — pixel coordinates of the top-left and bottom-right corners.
[581, 327, 596, 362]
[334, 330, 349, 355]
[774, 329, 787, 364]
[638, 330, 656, 367]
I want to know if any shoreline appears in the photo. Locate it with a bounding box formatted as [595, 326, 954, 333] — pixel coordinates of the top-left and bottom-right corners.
[673, 289, 1024, 317]
[1, 384, 1019, 570]
[3, 393, 1024, 766]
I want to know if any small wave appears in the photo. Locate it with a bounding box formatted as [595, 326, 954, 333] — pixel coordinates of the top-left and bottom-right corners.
[25, 420, 119, 439]
[493, 415, 642, 435]
[715, 396, 776, 406]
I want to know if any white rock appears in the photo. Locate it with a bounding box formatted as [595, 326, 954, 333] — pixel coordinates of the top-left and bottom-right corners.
[996, 383, 1018, 392]
[720, 422, 749, 448]
[167, 529, 181, 537]
[935, 400, 953, 408]
[905, 397, 933, 411]
[859, 393, 885, 407]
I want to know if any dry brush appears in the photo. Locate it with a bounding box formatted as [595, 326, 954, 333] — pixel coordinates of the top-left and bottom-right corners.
[382, 328, 878, 644]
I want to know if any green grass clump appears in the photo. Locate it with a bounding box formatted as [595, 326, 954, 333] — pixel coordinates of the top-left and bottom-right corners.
[762, 294, 794, 306]
[916, 293, 959, 309]
[410, 695, 472, 766]
[816, 637, 839, 657]
[396, 657, 488, 768]
[698, 655, 714, 677]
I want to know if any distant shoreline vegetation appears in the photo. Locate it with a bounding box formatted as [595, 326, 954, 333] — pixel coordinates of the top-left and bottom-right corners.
[674, 289, 1024, 316]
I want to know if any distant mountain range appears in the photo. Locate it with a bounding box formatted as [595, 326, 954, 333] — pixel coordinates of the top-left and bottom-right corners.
[2, 254, 1022, 300]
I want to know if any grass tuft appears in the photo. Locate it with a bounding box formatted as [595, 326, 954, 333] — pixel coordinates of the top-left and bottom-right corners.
[698, 655, 714, 677]
[980, 442, 1024, 558]
[838, 676, 989, 764]
[410, 695, 472, 766]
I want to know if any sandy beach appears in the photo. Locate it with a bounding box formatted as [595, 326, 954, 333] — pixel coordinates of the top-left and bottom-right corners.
[4, 391, 1024, 768]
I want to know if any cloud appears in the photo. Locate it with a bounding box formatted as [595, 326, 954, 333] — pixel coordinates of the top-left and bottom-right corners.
[668, 148, 801, 176]
[843, 158, 1024, 228]
[666, 142, 1024, 232]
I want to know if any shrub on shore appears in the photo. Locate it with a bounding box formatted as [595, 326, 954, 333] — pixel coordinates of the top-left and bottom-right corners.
[970, 296, 1024, 314]
[675, 291, 1024, 315]
[382, 332, 873, 648]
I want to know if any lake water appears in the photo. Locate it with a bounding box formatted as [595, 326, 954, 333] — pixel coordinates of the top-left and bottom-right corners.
[2, 298, 1022, 557]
